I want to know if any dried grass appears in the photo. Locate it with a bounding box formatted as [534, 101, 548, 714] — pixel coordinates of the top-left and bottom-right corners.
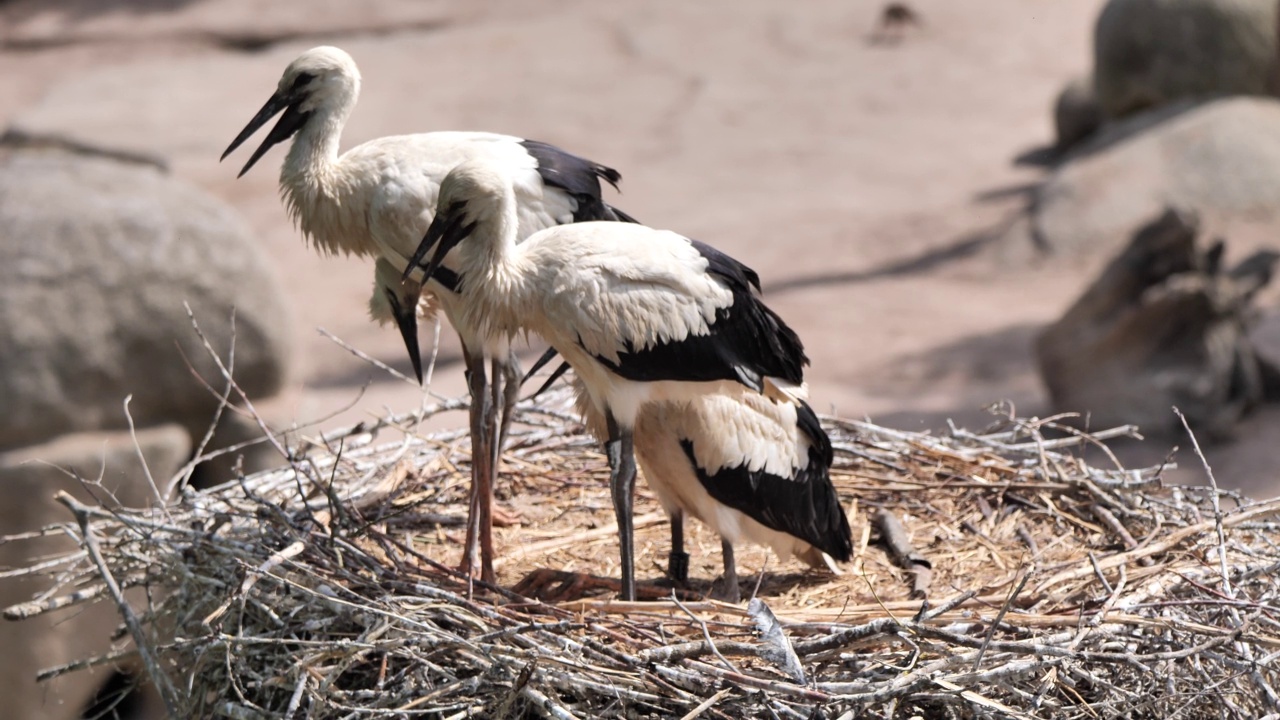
[5, 385, 1280, 719]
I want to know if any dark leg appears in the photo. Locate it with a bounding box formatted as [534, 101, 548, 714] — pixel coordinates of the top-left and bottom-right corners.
[470, 356, 506, 584]
[605, 412, 638, 601]
[497, 349, 522, 452]
[460, 349, 492, 582]
[482, 352, 523, 531]
[714, 539, 740, 603]
[668, 510, 690, 584]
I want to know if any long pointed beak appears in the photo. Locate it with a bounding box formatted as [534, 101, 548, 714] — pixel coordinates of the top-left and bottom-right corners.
[404, 208, 474, 286]
[527, 361, 571, 400]
[221, 91, 311, 177]
[522, 346, 571, 400]
[521, 346, 560, 386]
[385, 287, 424, 384]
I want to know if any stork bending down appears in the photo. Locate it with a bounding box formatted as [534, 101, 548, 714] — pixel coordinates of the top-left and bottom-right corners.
[410, 159, 815, 600]
[576, 390, 853, 601]
[221, 46, 633, 583]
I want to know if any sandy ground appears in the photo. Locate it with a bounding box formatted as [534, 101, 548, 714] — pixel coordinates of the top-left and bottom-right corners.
[2, 0, 1278, 496]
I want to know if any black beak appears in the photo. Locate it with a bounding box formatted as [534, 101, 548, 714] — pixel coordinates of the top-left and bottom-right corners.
[526, 360, 571, 401]
[404, 203, 475, 285]
[385, 286, 423, 384]
[522, 346, 572, 399]
[521, 346, 560, 386]
[221, 90, 312, 177]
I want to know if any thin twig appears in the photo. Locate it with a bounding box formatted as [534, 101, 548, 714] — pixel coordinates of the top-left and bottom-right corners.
[318, 326, 419, 387]
[1174, 407, 1232, 598]
[122, 395, 170, 513]
[673, 589, 739, 674]
[169, 308, 239, 496]
[54, 491, 180, 718]
[185, 302, 292, 462]
[973, 569, 1030, 671]
[679, 687, 732, 720]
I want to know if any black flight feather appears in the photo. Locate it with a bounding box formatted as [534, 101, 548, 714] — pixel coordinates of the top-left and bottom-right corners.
[516, 138, 640, 382]
[519, 139, 630, 223]
[693, 239, 763, 293]
[793, 397, 834, 467]
[604, 204, 641, 224]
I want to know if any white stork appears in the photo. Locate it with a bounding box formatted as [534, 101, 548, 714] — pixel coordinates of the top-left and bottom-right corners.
[578, 391, 853, 601]
[409, 159, 814, 600]
[522, 353, 853, 600]
[220, 46, 634, 583]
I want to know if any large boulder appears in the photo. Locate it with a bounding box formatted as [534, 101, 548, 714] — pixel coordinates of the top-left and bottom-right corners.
[1094, 0, 1280, 120]
[1036, 209, 1280, 439]
[0, 145, 293, 475]
[0, 425, 190, 720]
[1001, 97, 1280, 266]
[0, 142, 294, 718]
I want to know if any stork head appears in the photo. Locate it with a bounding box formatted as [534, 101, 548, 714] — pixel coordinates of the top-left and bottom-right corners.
[403, 161, 513, 286]
[370, 257, 426, 384]
[221, 46, 361, 177]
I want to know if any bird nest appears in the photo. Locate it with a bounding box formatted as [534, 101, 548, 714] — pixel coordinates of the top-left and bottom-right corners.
[5, 389, 1280, 719]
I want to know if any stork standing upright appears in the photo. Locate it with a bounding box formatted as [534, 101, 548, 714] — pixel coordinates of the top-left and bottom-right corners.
[221, 46, 633, 583]
[410, 159, 813, 600]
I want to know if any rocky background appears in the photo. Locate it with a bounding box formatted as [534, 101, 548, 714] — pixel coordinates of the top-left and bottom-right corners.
[2, 0, 1280, 717]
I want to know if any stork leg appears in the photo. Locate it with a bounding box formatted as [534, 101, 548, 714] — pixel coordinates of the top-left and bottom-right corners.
[460, 349, 496, 584]
[481, 351, 519, 527]
[668, 510, 690, 584]
[605, 412, 638, 601]
[496, 349, 522, 452]
[714, 540, 741, 603]
[471, 355, 508, 584]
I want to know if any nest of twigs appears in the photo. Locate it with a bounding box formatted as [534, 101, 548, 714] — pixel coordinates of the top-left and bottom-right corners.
[5, 387, 1280, 719]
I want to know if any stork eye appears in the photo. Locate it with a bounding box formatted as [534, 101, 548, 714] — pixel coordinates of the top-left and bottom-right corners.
[288, 72, 317, 95]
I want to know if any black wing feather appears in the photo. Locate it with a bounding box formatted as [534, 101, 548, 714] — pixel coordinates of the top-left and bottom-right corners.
[604, 203, 641, 224]
[519, 139, 634, 223]
[679, 400, 851, 560]
[793, 397, 834, 467]
[592, 240, 806, 391]
[693, 239, 762, 293]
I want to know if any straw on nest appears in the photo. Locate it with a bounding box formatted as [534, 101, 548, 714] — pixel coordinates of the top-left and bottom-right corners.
[5, 383, 1280, 719]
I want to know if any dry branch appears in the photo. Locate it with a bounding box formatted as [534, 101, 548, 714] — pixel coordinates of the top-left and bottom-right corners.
[873, 509, 931, 598]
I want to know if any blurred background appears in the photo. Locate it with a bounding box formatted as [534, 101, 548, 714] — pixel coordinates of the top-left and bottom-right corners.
[2, 0, 1280, 716]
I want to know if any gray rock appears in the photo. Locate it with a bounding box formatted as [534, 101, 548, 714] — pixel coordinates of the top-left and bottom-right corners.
[1054, 76, 1103, 150]
[1094, 0, 1279, 119]
[0, 424, 189, 720]
[1036, 209, 1279, 438]
[1018, 97, 1280, 263]
[0, 147, 293, 465]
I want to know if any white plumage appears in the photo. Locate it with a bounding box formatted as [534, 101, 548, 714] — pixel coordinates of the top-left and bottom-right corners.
[411, 159, 816, 600]
[222, 46, 632, 583]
